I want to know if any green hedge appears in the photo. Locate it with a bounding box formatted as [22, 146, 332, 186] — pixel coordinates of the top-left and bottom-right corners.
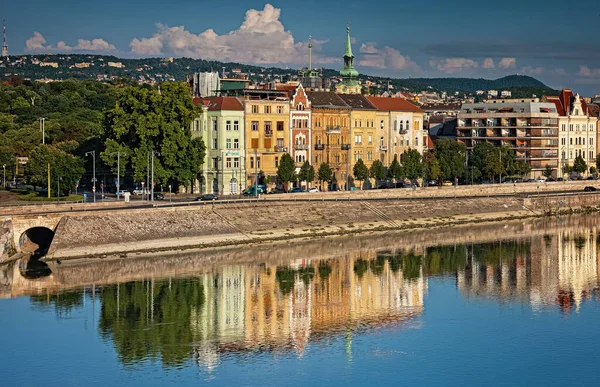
[19, 193, 84, 202]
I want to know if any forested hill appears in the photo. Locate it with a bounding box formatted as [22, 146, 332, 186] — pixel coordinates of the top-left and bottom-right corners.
[0, 54, 555, 96]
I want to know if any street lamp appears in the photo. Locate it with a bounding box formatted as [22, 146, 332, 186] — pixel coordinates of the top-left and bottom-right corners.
[39, 117, 46, 145]
[151, 151, 160, 202]
[169, 184, 172, 202]
[57, 176, 62, 202]
[2, 164, 5, 188]
[111, 151, 127, 200]
[85, 151, 96, 203]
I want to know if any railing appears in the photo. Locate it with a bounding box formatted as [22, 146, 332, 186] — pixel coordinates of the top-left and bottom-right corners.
[274, 146, 288, 152]
[341, 144, 351, 151]
[264, 129, 272, 138]
[326, 125, 341, 133]
[315, 144, 325, 150]
[295, 143, 309, 150]
[379, 146, 388, 151]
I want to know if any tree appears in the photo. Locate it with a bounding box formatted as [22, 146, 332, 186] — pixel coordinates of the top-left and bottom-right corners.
[102, 82, 205, 188]
[433, 139, 466, 180]
[563, 163, 573, 175]
[298, 161, 315, 187]
[590, 166, 597, 175]
[542, 165, 554, 179]
[388, 154, 402, 182]
[425, 152, 442, 182]
[317, 162, 332, 191]
[573, 155, 587, 175]
[276, 153, 296, 191]
[27, 145, 84, 195]
[514, 159, 531, 179]
[471, 142, 495, 182]
[596, 154, 600, 170]
[402, 149, 424, 180]
[369, 160, 385, 187]
[353, 159, 369, 189]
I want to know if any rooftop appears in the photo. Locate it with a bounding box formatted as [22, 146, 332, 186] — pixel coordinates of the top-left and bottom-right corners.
[337, 94, 376, 110]
[460, 102, 558, 114]
[306, 91, 349, 108]
[192, 97, 244, 111]
[366, 96, 423, 113]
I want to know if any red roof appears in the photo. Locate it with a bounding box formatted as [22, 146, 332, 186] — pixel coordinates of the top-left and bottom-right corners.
[366, 96, 423, 113]
[192, 97, 244, 111]
[545, 89, 590, 116]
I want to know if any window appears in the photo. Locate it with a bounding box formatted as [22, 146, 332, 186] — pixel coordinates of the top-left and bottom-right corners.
[256, 157, 261, 168]
[570, 138, 573, 145]
[212, 119, 218, 131]
[406, 122, 410, 130]
[234, 121, 239, 131]
[226, 120, 232, 131]
[275, 157, 279, 168]
[355, 135, 362, 145]
[252, 105, 259, 113]
[561, 124, 566, 131]
[234, 158, 240, 168]
[277, 121, 284, 131]
[590, 151, 594, 159]
[591, 138, 594, 145]
[234, 139, 239, 149]
[570, 124, 573, 131]
[212, 158, 219, 169]
[250, 157, 254, 169]
[400, 121, 404, 131]
[367, 151, 373, 161]
[368, 135, 372, 144]
[380, 136, 385, 147]
[213, 138, 218, 149]
[380, 120, 385, 129]
[297, 103, 304, 111]
[226, 158, 232, 168]
[265, 121, 272, 137]
[315, 155, 319, 164]
[277, 138, 284, 148]
[561, 138, 566, 145]
[264, 106, 271, 114]
[583, 138, 586, 145]
[277, 105, 284, 114]
[252, 121, 259, 131]
[415, 137, 419, 147]
[226, 139, 232, 149]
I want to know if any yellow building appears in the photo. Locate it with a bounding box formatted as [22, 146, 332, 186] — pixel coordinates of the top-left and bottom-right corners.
[242, 90, 290, 189]
[307, 91, 351, 191]
[367, 96, 425, 164]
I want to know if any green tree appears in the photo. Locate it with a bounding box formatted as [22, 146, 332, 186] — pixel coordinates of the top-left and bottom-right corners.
[596, 154, 600, 170]
[402, 149, 424, 180]
[353, 159, 369, 189]
[563, 163, 573, 175]
[542, 164, 554, 179]
[514, 159, 531, 180]
[388, 154, 402, 182]
[298, 161, 315, 187]
[369, 159, 385, 187]
[590, 166, 597, 175]
[471, 142, 495, 182]
[27, 145, 84, 195]
[317, 162, 332, 191]
[433, 139, 466, 180]
[573, 155, 587, 175]
[425, 152, 442, 181]
[102, 82, 204, 188]
[276, 153, 296, 191]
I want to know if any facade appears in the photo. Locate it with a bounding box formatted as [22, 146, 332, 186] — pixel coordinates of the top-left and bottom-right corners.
[190, 72, 221, 98]
[338, 94, 378, 174]
[243, 90, 290, 188]
[544, 89, 598, 176]
[289, 84, 312, 178]
[307, 91, 351, 191]
[192, 97, 245, 195]
[367, 96, 425, 164]
[457, 101, 560, 178]
[335, 24, 361, 95]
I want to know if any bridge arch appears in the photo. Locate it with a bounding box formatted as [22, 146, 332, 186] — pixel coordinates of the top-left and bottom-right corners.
[19, 226, 55, 257]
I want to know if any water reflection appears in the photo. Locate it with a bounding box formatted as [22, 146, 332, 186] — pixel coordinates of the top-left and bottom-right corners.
[3, 215, 600, 372]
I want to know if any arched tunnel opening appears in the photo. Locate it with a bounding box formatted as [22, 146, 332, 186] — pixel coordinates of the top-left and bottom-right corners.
[19, 226, 55, 259]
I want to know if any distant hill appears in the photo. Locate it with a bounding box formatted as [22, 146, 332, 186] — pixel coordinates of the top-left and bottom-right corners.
[0, 54, 556, 96]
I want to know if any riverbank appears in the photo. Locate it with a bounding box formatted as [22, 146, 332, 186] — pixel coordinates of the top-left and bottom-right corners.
[43, 191, 600, 261]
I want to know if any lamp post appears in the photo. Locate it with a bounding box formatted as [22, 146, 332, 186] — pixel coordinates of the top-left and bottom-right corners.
[111, 151, 126, 200]
[85, 151, 96, 203]
[169, 184, 172, 202]
[151, 151, 160, 202]
[57, 176, 62, 202]
[2, 164, 5, 188]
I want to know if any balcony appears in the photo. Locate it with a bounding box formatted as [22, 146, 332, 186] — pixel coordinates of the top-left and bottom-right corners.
[379, 145, 388, 151]
[341, 144, 351, 151]
[295, 143, 309, 150]
[326, 125, 341, 134]
[315, 144, 325, 150]
[274, 146, 288, 152]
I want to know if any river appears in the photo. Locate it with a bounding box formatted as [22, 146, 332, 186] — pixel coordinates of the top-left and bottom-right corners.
[1, 215, 600, 386]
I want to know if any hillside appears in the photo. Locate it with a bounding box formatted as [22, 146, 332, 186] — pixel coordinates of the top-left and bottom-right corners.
[0, 54, 556, 96]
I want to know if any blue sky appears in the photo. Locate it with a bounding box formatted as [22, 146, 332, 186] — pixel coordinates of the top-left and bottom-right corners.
[3, 0, 600, 94]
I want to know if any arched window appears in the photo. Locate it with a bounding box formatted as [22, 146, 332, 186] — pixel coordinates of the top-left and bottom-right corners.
[399, 121, 404, 131]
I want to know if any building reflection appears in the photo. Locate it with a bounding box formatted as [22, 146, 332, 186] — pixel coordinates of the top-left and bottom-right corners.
[456, 228, 600, 313]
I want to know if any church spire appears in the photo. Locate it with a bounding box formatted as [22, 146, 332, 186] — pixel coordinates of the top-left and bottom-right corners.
[344, 23, 354, 58]
[308, 35, 312, 71]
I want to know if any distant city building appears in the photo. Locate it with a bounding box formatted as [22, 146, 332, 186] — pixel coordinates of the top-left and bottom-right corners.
[40, 62, 59, 68]
[457, 100, 560, 178]
[476, 90, 485, 96]
[488, 90, 498, 98]
[501, 90, 512, 98]
[190, 72, 221, 98]
[107, 61, 124, 68]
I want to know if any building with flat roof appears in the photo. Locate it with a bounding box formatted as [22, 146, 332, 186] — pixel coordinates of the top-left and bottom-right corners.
[457, 101, 559, 178]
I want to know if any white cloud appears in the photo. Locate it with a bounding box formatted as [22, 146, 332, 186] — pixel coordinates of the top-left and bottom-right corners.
[482, 57, 495, 69]
[129, 4, 336, 65]
[520, 66, 544, 75]
[579, 66, 600, 77]
[25, 32, 47, 51]
[25, 32, 115, 52]
[430, 58, 479, 74]
[498, 57, 516, 69]
[358, 43, 419, 71]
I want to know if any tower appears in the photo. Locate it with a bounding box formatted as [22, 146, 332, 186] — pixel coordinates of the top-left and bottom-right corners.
[335, 23, 361, 94]
[1, 19, 8, 57]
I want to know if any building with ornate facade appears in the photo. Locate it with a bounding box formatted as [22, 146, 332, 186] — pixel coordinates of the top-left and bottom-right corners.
[192, 97, 245, 195]
[288, 84, 312, 179]
[335, 24, 361, 95]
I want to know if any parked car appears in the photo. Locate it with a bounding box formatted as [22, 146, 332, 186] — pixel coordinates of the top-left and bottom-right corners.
[442, 180, 453, 186]
[427, 180, 438, 186]
[289, 187, 304, 193]
[132, 189, 149, 195]
[584, 186, 597, 192]
[308, 187, 319, 193]
[586, 176, 595, 180]
[197, 194, 219, 201]
[153, 192, 164, 200]
[535, 178, 546, 183]
[117, 189, 131, 196]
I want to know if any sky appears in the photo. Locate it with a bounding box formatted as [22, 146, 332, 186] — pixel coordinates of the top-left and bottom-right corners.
[3, 0, 600, 94]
